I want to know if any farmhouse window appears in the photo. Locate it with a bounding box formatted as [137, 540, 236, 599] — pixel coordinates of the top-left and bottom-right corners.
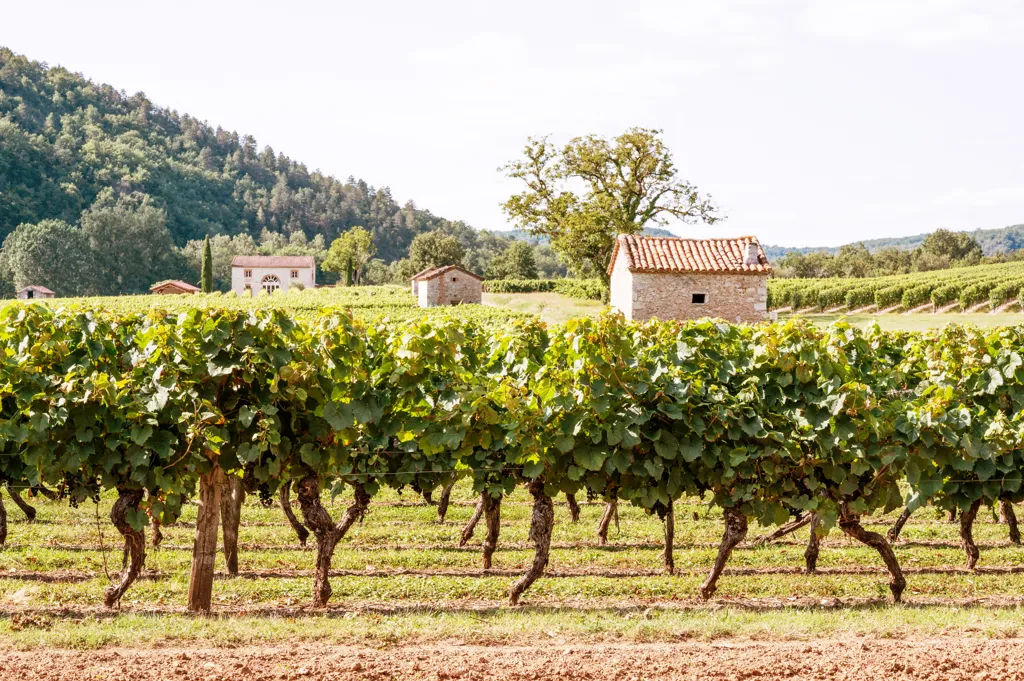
[691, 293, 707, 304]
[452, 276, 458, 282]
[291, 270, 299, 279]
[244, 269, 252, 279]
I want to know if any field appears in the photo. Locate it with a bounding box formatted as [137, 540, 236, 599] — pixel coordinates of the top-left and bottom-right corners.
[769, 260, 1024, 314]
[7, 286, 1024, 680]
[4, 485, 1024, 679]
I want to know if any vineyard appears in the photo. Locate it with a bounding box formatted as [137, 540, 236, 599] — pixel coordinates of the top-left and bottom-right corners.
[768, 260, 1024, 313]
[3, 294, 1024, 632]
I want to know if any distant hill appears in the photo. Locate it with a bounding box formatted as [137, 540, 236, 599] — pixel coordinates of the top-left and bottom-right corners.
[764, 224, 1024, 260]
[494, 226, 676, 245]
[0, 47, 476, 262]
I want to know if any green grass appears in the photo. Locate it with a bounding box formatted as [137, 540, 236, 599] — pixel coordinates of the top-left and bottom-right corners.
[3, 481, 1024, 648]
[483, 292, 605, 325]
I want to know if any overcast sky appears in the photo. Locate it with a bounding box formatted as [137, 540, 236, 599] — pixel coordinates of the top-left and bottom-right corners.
[5, 0, 1024, 246]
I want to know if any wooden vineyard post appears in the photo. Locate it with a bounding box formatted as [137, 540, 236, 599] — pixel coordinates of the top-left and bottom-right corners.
[188, 462, 225, 613]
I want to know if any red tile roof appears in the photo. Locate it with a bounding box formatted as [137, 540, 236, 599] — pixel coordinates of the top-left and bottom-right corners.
[17, 285, 55, 295]
[609, 234, 771, 275]
[231, 255, 316, 268]
[150, 280, 201, 293]
[411, 265, 483, 281]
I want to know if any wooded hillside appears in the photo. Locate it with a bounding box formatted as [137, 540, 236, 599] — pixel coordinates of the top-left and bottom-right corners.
[0, 47, 471, 260]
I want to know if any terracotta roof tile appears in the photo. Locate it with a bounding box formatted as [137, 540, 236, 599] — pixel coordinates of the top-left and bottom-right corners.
[411, 265, 483, 281]
[231, 255, 316, 268]
[609, 234, 772, 275]
[17, 285, 55, 294]
[150, 280, 201, 292]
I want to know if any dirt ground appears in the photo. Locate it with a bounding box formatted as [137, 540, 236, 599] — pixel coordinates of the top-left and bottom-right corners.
[4, 638, 1024, 681]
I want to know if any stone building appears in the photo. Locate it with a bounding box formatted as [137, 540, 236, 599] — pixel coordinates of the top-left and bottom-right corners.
[231, 256, 316, 295]
[150, 280, 200, 295]
[411, 265, 483, 307]
[608, 234, 771, 323]
[16, 285, 55, 300]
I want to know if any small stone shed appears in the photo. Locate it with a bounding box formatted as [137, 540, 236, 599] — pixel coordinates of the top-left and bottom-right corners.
[16, 285, 55, 300]
[150, 280, 201, 295]
[411, 265, 483, 307]
[608, 234, 771, 323]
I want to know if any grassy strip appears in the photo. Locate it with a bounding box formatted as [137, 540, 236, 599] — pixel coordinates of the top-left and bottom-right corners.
[4, 605, 1024, 650]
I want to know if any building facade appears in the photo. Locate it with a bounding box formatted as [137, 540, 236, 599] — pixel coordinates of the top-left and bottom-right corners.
[411, 265, 483, 307]
[230, 256, 316, 295]
[16, 285, 55, 300]
[608, 234, 771, 323]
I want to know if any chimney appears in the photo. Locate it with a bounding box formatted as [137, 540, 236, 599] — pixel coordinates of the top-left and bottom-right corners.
[743, 242, 760, 266]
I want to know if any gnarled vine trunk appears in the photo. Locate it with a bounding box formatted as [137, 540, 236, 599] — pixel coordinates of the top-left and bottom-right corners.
[7, 486, 36, 521]
[103, 488, 146, 608]
[221, 475, 246, 576]
[279, 480, 309, 546]
[1001, 500, 1020, 545]
[948, 508, 957, 523]
[750, 513, 810, 547]
[839, 502, 905, 602]
[960, 499, 982, 569]
[188, 464, 224, 613]
[460, 495, 484, 546]
[31, 485, 58, 501]
[566, 493, 581, 523]
[296, 474, 370, 607]
[0, 489, 7, 546]
[805, 513, 820, 573]
[597, 500, 618, 545]
[509, 480, 554, 605]
[422, 489, 435, 506]
[436, 478, 456, 523]
[482, 493, 502, 570]
[887, 506, 913, 543]
[663, 498, 675, 575]
[151, 517, 163, 548]
[699, 506, 747, 600]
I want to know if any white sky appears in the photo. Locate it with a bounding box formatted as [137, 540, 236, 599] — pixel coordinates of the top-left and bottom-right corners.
[5, 0, 1024, 246]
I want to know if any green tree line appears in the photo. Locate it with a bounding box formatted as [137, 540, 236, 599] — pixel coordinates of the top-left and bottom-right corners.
[0, 47, 565, 296]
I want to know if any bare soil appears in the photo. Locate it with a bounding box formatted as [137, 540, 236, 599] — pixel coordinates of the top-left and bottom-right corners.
[3, 639, 1024, 680]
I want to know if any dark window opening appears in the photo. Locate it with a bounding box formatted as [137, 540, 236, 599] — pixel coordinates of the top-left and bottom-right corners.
[691, 293, 707, 304]
[27, 290, 34, 299]
[452, 276, 458, 282]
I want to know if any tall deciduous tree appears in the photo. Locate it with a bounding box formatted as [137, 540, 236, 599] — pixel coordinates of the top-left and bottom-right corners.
[200, 236, 213, 293]
[408, 230, 466, 273]
[0, 219, 94, 296]
[487, 241, 538, 280]
[324, 227, 376, 285]
[80, 193, 187, 295]
[501, 128, 721, 283]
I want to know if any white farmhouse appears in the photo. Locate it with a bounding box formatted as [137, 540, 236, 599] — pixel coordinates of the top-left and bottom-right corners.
[231, 255, 316, 295]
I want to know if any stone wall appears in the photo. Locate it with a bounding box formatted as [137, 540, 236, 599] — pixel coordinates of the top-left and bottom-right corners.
[418, 271, 482, 307]
[612, 268, 768, 323]
[609, 249, 634, 318]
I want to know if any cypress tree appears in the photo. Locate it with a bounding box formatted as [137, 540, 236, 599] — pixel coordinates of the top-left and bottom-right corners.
[200, 235, 213, 293]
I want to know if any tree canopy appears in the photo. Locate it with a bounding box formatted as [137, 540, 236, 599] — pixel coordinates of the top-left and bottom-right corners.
[501, 128, 720, 281]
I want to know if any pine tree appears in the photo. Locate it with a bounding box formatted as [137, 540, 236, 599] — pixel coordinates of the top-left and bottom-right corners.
[200, 235, 213, 293]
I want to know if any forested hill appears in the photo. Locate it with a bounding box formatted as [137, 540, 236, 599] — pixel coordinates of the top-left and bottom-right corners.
[764, 223, 1024, 260]
[0, 47, 465, 259]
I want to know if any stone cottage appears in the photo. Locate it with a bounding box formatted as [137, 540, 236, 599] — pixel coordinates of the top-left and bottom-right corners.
[16, 285, 55, 300]
[150, 280, 200, 295]
[411, 265, 482, 307]
[608, 234, 771, 323]
[231, 256, 316, 295]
